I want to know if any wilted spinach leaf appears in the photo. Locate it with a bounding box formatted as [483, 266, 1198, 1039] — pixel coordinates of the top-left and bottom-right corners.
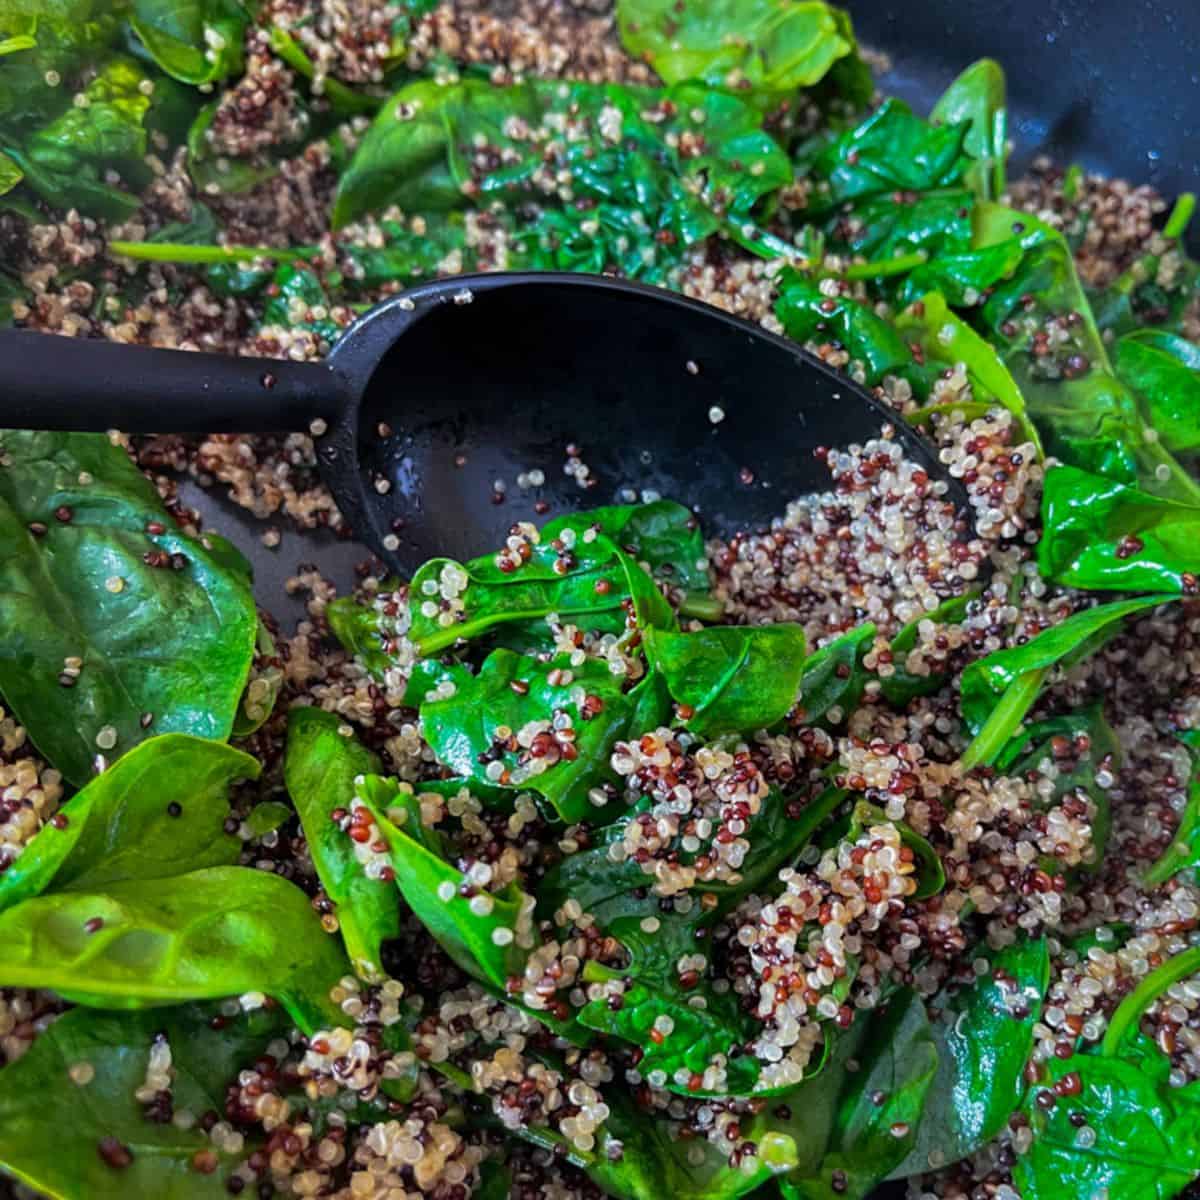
[645, 622, 806, 736]
[0, 733, 255, 912]
[1114, 328, 1200, 454]
[0, 865, 350, 1032]
[0, 1001, 289, 1199]
[959, 595, 1167, 769]
[0, 430, 258, 787]
[797, 623, 875, 724]
[929, 58, 1007, 201]
[615, 0, 866, 107]
[1038, 464, 1200, 593]
[890, 939, 1048, 1178]
[283, 706, 401, 982]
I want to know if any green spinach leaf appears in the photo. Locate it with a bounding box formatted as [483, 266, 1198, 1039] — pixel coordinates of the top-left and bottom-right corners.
[0, 1001, 289, 1200]
[959, 596, 1167, 769]
[1114, 328, 1200, 454]
[644, 622, 806, 736]
[283, 707, 401, 982]
[929, 58, 1007, 201]
[0, 865, 350, 1032]
[890, 939, 1049, 1178]
[0, 733, 255, 912]
[0, 430, 258, 787]
[615, 0, 865, 107]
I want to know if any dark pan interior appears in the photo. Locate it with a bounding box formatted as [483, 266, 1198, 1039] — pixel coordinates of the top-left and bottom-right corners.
[183, 0, 1200, 617]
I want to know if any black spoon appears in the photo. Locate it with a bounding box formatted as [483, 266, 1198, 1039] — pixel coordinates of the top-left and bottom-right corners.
[0, 272, 969, 571]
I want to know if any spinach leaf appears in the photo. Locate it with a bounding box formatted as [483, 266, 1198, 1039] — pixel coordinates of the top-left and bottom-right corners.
[333, 77, 791, 280]
[895, 239, 1024, 307]
[824, 189, 974, 265]
[419, 651, 670, 822]
[358, 787, 532, 991]
[959, 596, 1167, 769]
[972, 204, 1200, 504]
[0, 733, 255, 912]
[798, 98, 970, 216]
[1038, 464, 1200, 593]
[1114, 328, 1200, 454]
[775, 271, 912, 386]
[544, 500, 714, 602]
[408, 553, 628, 658]
[1144, 730, 1200, 886]
[1014, 1053, 1200, 1200]
[996, 705, 1119, 875]
[895, 292, 1042, 453]
[232, 620, 282, 737]
[797, 623, 875, 724]
[242, 799, 292, 838]
[929, 58, 1007, 200]
[283, 707, 401, 982]
[644, 622, 806, 737]
[0, 865, 350, 1032]
[782, 989, 937, 1198]
[586, 1086, 794, 1200]
[0, 430, 258, 787]
[615, 0, 865, 107]
[8, 55, 156, 220]
[580, 946, 762, 1097]
[0, 1002, 289, 1200]
[878, 591, 978, 707]
[130, 0, 250, 85]
[890, 939, 1049, 1179]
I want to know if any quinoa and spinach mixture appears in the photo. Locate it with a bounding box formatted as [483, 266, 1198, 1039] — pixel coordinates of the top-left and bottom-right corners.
[3, 3, 1200, 1200]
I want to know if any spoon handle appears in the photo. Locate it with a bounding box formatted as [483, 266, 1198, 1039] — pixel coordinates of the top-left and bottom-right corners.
[0, 330, 344, 434]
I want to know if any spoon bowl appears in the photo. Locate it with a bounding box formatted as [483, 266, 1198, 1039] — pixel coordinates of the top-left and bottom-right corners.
[1, 272, 969, 572]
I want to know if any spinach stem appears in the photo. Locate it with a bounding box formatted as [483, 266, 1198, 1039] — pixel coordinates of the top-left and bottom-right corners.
[108, 241, 302, 265]
[1102, 946, 1200, 1056]
[958, 667, 1047, 772]
[840, 250, 928, 281]
[677, 592, 725, 622]
[1164, 192, 1196, 241]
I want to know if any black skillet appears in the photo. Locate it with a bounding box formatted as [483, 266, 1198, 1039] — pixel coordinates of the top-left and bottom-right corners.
[0, 272, 970, 576]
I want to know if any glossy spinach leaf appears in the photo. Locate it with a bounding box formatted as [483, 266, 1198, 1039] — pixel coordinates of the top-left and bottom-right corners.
[895, 238, 1024, 307]
[775, 270, 912, 385]
[824, 188, 974, 265]
[0, 733, 255, 912]
[0, 1001, 289, 1200]
[6, 55, 157, 220]
[407, 515, 678, 657]
[895, 291, 1042, 453]
[1014, 1053, 1200, 1200]
[544, 500, 714, 600]
[359, 789, 532, 991]
[878, 590, 978, 707]
[799, 98, 970, 216]
[644, 622, 806, 737]
[1144, 730, 1200, 886]
[890, 939, 1049, 1178]
[929, 58, 1007, 200]
[1114, 328, 1200, 454]
[333, 77, 790, 279]
[0, 865, 350, 1032]
[959, 595, 1167, 769]
[283, 707, 401, 982]
[419, 651, 670, 822]
[1038, 464, 1200, 593]
[0, 430, 258, 787]
[782, 989, 937, 1198]
[129, 0, 250, 85]
[583, 1086, 794, 1200]
[615, 0, 864, 106]
[996, 705, 1119, 875]
[972, 204, 1200, 504]
[797, 623, 875, 724]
